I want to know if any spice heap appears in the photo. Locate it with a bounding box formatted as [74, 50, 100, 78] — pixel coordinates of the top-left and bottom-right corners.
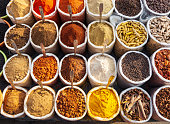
[33, 56, 58, 82]
[0, 90, 2, 109]
[57, 88, 86, 118]
[149, 16, 170, 44]
[27, 88, 54, 117]
[115, 0, 141, 16]
[117, 21, 147, 47]
[89, 88, 119, 118]
[61, 23, 85, 47]
[6, 25, 30, 49]
[122, 52, 150, 81]
[87, 0, 113, 14]
[61, 55, 86, 82]
[33, 0, 56, 15]
[0, 23, 9, 43]
[146, 0, 170, 13]
[9, 0, 30, 17]
[0, 0, 10, 17]
[0, 52, 5, 71]
[31, 21, 57, 47]
[3, 88, 26, 115]
[5, 55, 29, 82]
[155, 49, 170, 80]
[121, 88, 150, 121]
[90, 55, 115, 82]
[156, 87, 170, 120]
[59, 0, 84, 14]
[89, 22, 113, 46]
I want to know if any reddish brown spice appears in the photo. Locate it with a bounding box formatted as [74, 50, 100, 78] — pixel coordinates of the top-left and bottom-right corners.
[155, 49, 170, 80]
[61, 23, 85, 47]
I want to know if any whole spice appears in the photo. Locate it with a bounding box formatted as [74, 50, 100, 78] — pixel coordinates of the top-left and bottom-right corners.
[57, 88, 86, 118]
[59, 0, 84, 14]
[0, 23, 9, 44]
[61, 55, 86, 82]
[122, 52, 150, 81]
[3, 88, 26, 115]
[0, 52, 5, 71]
[61, 23, 85, 47]
[8, 0, 30, 18]
[154, 49, 170, 80]
[89, 22, 113, 46]
[149, 16, 170, 44]
[33, 0, 56, 15]
[146, 0, 170, 13]
[87, 0, 113, 14]
[31, 21, 57, 47]
[117, 21, 147, 47]
[89, 88, 119, 118]
[115, 0, 141, 16]
[27, 88, 54, 117]
[156, 87, 170, 120]
[5, 55, 29, 82]
[33, 56, 58, 82]
[6, 24, 30, 49]
[0, 0, 10, 17]
[121, 88, 150, 121]
[90, 55, 116, 82]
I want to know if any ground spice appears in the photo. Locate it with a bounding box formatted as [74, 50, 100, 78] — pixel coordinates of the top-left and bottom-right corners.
[89, 22, 113, 46]
[121, 88, 150, 121]
[0, 0, 10, 17]
[33, 0, 56, 15]
[122, 52, 150, 81]
[9, 0, 30, 18]
[155, 49, 170, 80]
[59, 0, 84, 14]
[0, 52, 5, 71]
[31, 21, 57, 47]
[87, 0, 113, 14]
[57, 88, 86, 118]
[89, 88, 119, 118]
[3, 88, 26, 115]
[61, 55, 86, 82]
[90, 55, 116, 82]
[150, 16, 170, 44]
[0, 23, 9, 44]
[156, 87, 170, 120]
[61, 23, 85, 47]
[5, 55, 29, 82]
[115, 0, 141, 16]
[27, 88, 54, 117]
[6, 24, 30, 49]
[33, 56, 58, 82]
[117, 21, 147, 47]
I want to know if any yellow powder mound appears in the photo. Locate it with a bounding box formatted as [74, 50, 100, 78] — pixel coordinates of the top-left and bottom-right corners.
[0, 90, 2, 109]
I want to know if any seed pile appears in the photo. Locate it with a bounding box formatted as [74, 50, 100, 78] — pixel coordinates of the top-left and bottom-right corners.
[115, 0, 141, 16]
[122, 52, 150, 81]
[117, 21, 147, 47]
[0, 23, 9, 43]
[57, 88, 86, 118]
[149, 16, 170, 44]
[156, 87, 170, 120]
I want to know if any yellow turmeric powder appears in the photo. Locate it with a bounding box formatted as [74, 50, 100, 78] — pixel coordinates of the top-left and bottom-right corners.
[89, 88, 119, 118]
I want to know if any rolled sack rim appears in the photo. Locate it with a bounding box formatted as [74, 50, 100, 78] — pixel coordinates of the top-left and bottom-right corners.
[59, 53, 88, 86]
[31, 53, 60, 85]
[147, 16, 170, 46]
[87, 20, 116, 49]
[55, 86, 87, 121]
[59, 20, 87, 50]
[151, 47, 170, 83]
[86, 86, 120, 121]
[119, 86, 153, 123]
[0, 50, 7, 77]
[119, 51, 152, 85]
[87, 53, 117, 86]
[3, 54, 32, 85]
[24, 85, 56, 120]
[1, 85, 27, 118]
[115, 20, 148, 49]
[114, 0, 143, 19]
[4, 24, 31, 52]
